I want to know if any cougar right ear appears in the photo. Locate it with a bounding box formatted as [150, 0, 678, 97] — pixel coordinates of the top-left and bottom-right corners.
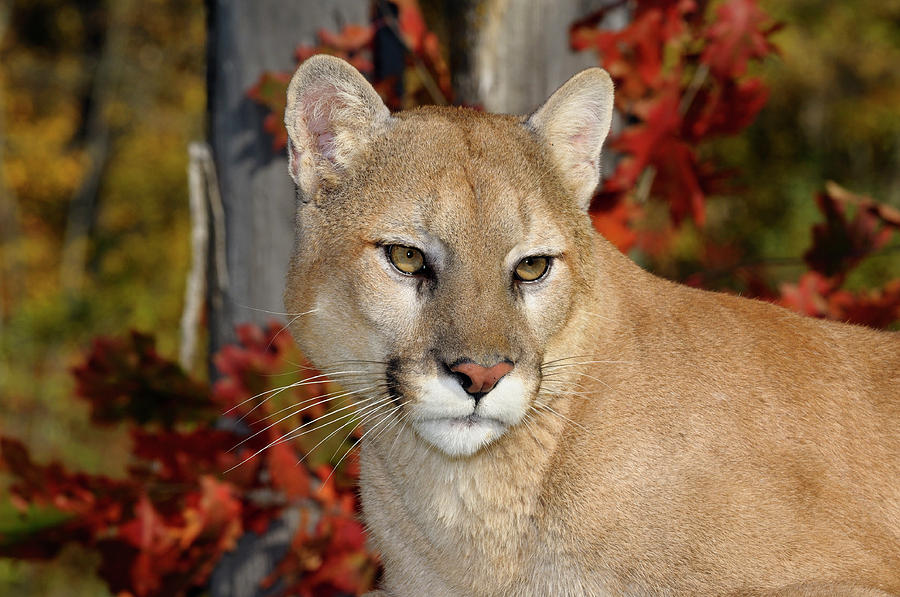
[284, 55, 391, 201]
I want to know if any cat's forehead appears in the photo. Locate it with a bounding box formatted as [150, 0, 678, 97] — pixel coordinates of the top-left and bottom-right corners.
[358, 107, 565, 249]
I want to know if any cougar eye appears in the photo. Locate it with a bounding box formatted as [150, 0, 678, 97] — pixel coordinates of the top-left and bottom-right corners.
[514, 256, 550, 282]
[388, 245, 426, 275]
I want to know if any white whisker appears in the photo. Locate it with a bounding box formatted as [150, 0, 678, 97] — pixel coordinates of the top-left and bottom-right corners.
[321, 405, 400, 487]
[294, 396, 396, 467]
[532, 400, 587, 431]
[264, 307, 320, 351]
[582, 311, 620, 324]
[542, 359, 634, 369]
[231, 385, 378, 450]
[224, 394, 395, 473]
[223, 370, 357, 416]
[387, 413, 411, 461]
[227, 369, 377, 420]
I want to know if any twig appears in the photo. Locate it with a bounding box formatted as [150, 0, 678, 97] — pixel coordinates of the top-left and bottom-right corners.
[180, 143, 211, 370]
[203, 146, 229, 293]
[59, 0, 134, 292]
[679, 63, 709, 116]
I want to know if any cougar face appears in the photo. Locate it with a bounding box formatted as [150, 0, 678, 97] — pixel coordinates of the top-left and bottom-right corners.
[285, 109, 595, 456]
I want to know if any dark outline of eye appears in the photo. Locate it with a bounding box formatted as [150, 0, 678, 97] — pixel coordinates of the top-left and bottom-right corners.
[385, 244, 429, 277]
[513, 255, 551, 283]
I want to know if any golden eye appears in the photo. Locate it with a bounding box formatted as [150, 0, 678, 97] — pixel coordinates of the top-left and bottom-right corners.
[514, 256, 550, 282]
[388, 245, 426, 275]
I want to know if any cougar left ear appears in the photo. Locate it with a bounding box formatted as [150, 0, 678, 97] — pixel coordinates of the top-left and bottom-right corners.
[526, 68, 614, 211]
[284, 55, 391, 201]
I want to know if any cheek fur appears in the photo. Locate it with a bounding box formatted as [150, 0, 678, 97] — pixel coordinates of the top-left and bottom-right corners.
[354, 262, 423, 344]
[521, 265, 575, 342]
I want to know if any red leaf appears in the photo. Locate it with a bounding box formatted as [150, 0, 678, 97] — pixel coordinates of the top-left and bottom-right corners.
[71, 331, 211, 427]
[778, 272, 833, 318]
[590, 199, 637, 253]
[267, 442, 311, 499]
[828, 281, 900, 329]
[804, 184, 895, 279]
[686, 77, 769, 140]
[318, 24, 374, 52]
[613, 91, 707, 224]
[701, 0, 780, 79]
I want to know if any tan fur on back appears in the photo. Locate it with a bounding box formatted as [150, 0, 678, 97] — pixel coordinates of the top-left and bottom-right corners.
[283, 56, 900, 596]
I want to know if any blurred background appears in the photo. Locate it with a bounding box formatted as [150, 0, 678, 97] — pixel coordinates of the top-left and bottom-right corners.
[0, 0, 898, 595]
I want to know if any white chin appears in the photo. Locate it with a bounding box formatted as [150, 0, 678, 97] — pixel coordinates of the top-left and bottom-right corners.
[412, 416, 507, 457]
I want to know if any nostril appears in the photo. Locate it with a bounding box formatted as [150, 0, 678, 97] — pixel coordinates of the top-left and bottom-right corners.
[449, 360, 515, 395]
[451, 369, 474, 392]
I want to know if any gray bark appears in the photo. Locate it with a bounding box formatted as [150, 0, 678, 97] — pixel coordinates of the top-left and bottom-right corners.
[206, 3, 367, 595]
[206, 0, 369, 360]
[423, 0, 628, 114]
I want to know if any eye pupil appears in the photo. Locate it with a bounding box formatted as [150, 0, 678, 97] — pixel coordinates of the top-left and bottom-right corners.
[515, 256, 550, 282]
[388, 245, 426, 275]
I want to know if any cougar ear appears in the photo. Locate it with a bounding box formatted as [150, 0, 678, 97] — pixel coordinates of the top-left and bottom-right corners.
[284, 55, 391, 200]
[526, 68, 614, 210]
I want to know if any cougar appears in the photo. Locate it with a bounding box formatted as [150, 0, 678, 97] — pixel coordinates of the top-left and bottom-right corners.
[281, 55, 899, 596]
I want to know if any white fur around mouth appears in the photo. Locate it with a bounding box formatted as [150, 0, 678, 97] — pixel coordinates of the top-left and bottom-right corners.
[413, 416, 507, 457]
[408, 374, 528, 456]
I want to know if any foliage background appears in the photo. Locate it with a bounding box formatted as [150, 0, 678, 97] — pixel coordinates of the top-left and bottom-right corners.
[0, 0, 898, 594]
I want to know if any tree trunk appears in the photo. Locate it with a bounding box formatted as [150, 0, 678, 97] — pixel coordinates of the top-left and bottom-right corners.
[423, 0, 627, 114]
[206, 0, 369, 363]
[205, 3, 367, 595]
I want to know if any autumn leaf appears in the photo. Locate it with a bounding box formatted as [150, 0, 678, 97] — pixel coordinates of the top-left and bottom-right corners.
[701, 0, 780, 79]
[804, 184, 895, 279]
[590, 198, 638, 253]
[318, 24, 374, 52]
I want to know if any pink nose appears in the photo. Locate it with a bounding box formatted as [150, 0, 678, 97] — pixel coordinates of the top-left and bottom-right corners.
[450, 361, 514, 394]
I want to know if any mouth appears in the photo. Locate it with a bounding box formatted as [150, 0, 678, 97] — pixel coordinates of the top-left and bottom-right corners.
[412, 414, 507, 457]
[442, 413, 495, 426]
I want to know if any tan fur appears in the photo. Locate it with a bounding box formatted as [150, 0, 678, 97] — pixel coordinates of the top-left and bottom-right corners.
[283, 56, 900, 596]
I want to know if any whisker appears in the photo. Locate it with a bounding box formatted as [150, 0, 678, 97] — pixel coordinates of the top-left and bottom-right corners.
[371, 406, 405, 444]
[230, 370, 366, 420]
[518, 411, 543, 446]
[532, 400, 588, 431]
[223, 370, 357, 416]
[540, 354, 596, 367]
[321, 405, 400, 487]
[264, 307, 319, 351]
[582, 311, 621, 324]
[234, 304, 316, 317]
[273, 393, 394, 447]
[293, 396, 395, 465]
[542, 359, 635, 369]
[387, 413, 411, 461]
[225, 394, 395, 473]
[231, 385, 378, 450]
[323, 358, 390, 367]
[537, 388, 595, 400]
[566, 370, 614, 391]
[276, 393, 395, 447]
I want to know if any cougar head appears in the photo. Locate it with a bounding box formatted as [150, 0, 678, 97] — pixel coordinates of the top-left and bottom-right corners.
[283, 55, 613, 456]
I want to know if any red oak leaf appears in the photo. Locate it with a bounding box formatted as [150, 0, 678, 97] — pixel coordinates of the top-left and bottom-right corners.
[701, 0, 780, 79]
